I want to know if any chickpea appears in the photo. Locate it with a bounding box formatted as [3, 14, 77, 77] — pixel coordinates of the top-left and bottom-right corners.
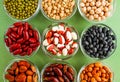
[89, 15, 94, 20]
[87, 6, 91, 11]
[94, 14, 99, 18]
[80, 2, 85, 7]
[81, 7, 87, 13]
[90, 1, 95, 7]
[96, 1, 101, 7]
[90, 10, 94, 15]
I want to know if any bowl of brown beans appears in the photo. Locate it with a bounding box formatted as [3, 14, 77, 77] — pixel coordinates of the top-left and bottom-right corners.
[3, 59, 40, 82]
[41, 0, 77, 22]
[41, 61, 77, 82]
[78, 0, 116, 22]
[3, 0, 40, 21]
[77, 62, 113, 82]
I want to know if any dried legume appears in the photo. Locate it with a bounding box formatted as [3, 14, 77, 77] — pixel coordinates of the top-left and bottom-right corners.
[4, 0, 39, 20]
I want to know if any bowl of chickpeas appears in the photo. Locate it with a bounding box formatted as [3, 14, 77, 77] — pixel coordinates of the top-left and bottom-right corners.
[41, 0, 77, 22]
[78, 0, 116, 23]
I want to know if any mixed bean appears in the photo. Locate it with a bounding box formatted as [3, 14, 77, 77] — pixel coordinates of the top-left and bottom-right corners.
[42, 0, 76, 20]
[5, 60, 39, 82]
[79, 62, 113, 82]
[81, 24, 116, 59]
[43, 23, 78, 57]
[42, 63, 76, 82]
[4, 22, 40, 56]
[79, 0, 113, 21]
[4, 0, 39, 20]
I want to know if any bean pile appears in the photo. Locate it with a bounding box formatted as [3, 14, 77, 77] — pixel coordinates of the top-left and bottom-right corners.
[81, 24, 116, 59]
[4, 0, 38, 20]
[4, 22, 40, 56]
[43, 23, 78, 57]
[79, 0, 113, 21]
[42, 63, 76, 82]
[80, 62, 113, 82]
[42, 0, 75, 20]
[5, 60, 39, 82]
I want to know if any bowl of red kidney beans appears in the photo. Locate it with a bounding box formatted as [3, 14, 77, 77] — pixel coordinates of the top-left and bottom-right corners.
[80, 23, 117, 60]
[4, 22, 41, 57]
[42, 22, 79, 60]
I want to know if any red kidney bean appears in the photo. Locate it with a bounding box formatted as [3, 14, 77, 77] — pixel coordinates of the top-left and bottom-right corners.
[13, 49, 22, 55]
[23, 30, 29, 40]
[10, 43, 21, 52]
[18, 26, 23, 35]
[29, 38, 36, 43]
[45, 77, 59, 82]
[33, 30, 39, 41]
[27, 48, 32, 55]
[4, 22, 40, 56]
[11, 32, 19, 38]
[24, 22, 29, 30]
[8, 34, 16, 41]
[29, 30, 33, 37]
[17, 38, 24, 44]
[4, 38, 9, 47]
[6, 28, 12, 36]
[13, 22, 23, 27]
[66, 72, 73, 80]
[11, 27, 18, 32]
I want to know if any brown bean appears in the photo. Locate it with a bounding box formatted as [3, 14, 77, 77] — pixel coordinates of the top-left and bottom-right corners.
[53, 67, 62, 76]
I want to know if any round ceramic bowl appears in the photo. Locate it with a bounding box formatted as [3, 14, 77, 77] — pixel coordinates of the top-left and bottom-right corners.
[40, 0, 77, 22]
[41, 61, 77, 82]
[80, 23, 117, 60]
[77, 0, 116, 23]
[77, 62, 113, 82]
[42, 22, 79, 60]
[3, 0, 40, 21]
[3, 59, 40, 82]
[4, 22, 41, 58]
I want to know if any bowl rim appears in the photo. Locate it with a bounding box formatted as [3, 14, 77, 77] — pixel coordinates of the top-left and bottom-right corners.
[77, 0, 117, 23]
[3, 58, 41, 82]
[40, 0, 78, 22]
[3, 0, 41, 21]
[42, 22, 79, 60]
[79, 23, 117, 60]
[4, 21, 41, 58]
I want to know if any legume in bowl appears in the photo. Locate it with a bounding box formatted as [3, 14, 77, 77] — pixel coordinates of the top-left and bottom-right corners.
[3, 0, 40, 21]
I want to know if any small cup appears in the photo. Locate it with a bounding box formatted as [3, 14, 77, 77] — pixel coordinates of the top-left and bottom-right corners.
[77, 0, 116, 23]
[80, 23, 117, 60]
[3, 0, 40, 21]
[3, 59, 40, 82]
[4, 22, 41, 58]
[41, 61, 77, 82]
[40, 0, 77, 22]
[77, 62, 113, 82]
[42, 22, 79, 60]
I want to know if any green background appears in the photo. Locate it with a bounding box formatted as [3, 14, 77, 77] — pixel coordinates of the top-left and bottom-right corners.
[0, 0, 120, 82]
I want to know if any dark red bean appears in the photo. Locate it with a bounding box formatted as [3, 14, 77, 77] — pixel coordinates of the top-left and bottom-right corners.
[6, 28, 12, 36]
[23, 30, 29, 40]
[13, 22, 23, 27]
[53, 67, 62, 77]
[10, 43, 21, 52]
[28, 30, 33, 37]
[11, 32, 19, 38]
[18, 26, 23, 35]
[33, 30, 39, 41]
[30, 42, 40, 47]
[11, 27, 18, 32]
[13, 49, 22, 55]
[27, 48, 32, 55]
[29, 38, 36, 43]
[8, 35, 16, 41]
[24, 22, 29, 30]
[20, 52, 27, 56]
[23, 46, 29, 51]
[17, 38, 24, 43]
[4, 38, 9, 47]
